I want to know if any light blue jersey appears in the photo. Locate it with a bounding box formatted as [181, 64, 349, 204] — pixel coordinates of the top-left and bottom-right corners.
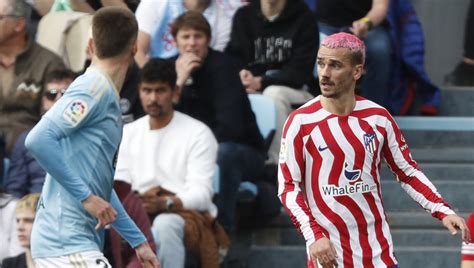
[148, 0, 182, 58]
[26, 67, 146, 258]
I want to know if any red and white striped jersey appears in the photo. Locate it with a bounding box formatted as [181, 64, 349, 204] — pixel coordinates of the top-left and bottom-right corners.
[462, 213, 474, 261]
[278, 96, 455, 268]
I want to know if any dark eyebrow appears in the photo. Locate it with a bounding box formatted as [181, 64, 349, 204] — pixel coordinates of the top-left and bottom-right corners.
[316, 57, 343, 65]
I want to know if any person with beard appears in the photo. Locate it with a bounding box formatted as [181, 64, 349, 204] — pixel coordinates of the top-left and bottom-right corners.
[114, 59, 221, 268]
[278, 33, 470, 268]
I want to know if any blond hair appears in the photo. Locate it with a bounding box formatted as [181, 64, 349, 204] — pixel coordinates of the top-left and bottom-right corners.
[16, 193, 40, 213]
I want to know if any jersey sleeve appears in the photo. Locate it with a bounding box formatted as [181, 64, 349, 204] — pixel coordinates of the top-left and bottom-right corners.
[25, 82, 104, 202]
[25, 118, 92, 201]
[110, 190, 147, 248]
[381, 113, 455, 220]
[277, 113, 325, 247]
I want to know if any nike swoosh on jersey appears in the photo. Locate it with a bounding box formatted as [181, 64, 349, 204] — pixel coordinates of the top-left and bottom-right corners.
[318, 145, 329, 151]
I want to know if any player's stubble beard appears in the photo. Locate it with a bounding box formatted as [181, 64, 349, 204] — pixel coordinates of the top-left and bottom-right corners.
[320, 75, 355, 99]
[320, 79, 341, 99]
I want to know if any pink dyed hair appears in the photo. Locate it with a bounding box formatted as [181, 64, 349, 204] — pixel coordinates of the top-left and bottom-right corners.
[320, 32, 366, 65]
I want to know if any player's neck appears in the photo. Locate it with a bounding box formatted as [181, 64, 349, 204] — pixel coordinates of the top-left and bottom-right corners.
[91, 57, 130, 94]
[321, 92, 356, 116]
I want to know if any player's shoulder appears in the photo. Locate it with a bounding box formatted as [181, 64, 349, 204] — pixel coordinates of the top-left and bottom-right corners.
[353, 97, 398, 132]
[292, 96, 322, 115]
[355, 96, 393, 119]
[355, 95, 387, 110]
[287, 95, 324, 123]
[71, 68, 116, 100]
[282, 96, 323, 137]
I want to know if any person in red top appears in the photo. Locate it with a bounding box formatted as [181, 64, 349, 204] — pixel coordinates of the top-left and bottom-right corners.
[278, 32, 470, 268]
[462, 212, 474, 268]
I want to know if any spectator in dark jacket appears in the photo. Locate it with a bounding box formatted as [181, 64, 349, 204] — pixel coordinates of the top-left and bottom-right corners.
[172, 11, 265, 233]
[225, 0, 318, 163]
[5, 70, 75, 198]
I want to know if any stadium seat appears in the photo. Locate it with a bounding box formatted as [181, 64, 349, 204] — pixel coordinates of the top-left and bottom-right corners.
[36, 11, 92, 72]
[237, 94, 278, 197]
[212, 164, 220, 194]
[248, 94, 278, 153]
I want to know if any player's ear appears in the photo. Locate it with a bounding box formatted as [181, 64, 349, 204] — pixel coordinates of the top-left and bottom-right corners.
[354, 64, 363, 80]
[87, 38, 95, 58]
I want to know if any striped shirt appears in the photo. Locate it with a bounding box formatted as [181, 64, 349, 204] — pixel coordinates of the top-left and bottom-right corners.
[462, 213, 474, 261]
[278, 95, 454, 268]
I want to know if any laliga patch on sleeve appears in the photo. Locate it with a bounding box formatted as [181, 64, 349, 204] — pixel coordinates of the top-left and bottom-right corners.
[62, 99, 88, 126]
[279, 139, 287, 163]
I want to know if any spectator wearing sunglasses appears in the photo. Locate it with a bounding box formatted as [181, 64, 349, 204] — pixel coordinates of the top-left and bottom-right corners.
[4, 69, 76, 198]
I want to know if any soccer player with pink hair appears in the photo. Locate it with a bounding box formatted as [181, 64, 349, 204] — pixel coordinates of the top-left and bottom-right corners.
[278, 32, 470, 268]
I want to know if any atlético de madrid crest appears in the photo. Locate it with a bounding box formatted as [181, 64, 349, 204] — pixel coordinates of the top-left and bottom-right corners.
[363, 132, 377, 154]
